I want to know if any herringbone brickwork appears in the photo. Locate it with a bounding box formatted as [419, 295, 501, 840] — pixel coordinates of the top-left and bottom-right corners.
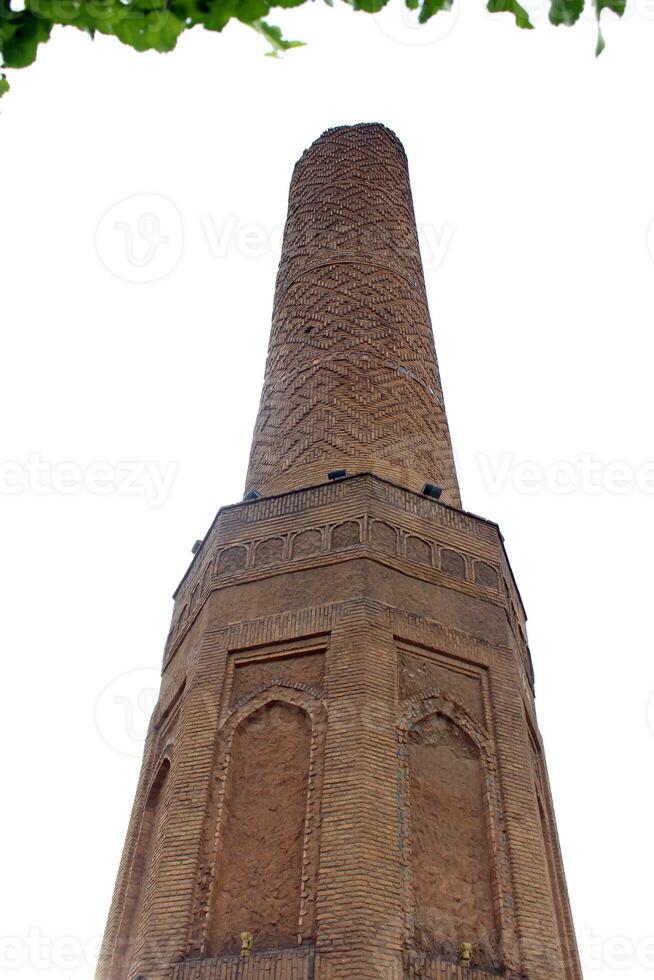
[97, 126, 582, 980]
[245, 124, 461, 506]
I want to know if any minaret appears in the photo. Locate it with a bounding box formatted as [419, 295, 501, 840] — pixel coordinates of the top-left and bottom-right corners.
[97, 124, 582, 980]
[246, 125, 460, 505]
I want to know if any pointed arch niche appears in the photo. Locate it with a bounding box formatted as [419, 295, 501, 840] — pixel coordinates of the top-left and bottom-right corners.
[399, 693, 504, 973]
[114, 756, 171, 980]
[202, 683, 326, 957]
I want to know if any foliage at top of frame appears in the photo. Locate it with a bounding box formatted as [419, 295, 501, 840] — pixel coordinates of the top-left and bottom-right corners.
[0, 0, 626, 98]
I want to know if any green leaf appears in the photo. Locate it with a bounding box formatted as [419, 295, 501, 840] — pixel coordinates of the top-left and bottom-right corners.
[594, 0, 625, 54]
[236, 0, 271, 21]
[79, 0, 124, 31]
[418, 0, 453, 24]
[595, 25, 605, 53]
[271, 0, 306, 10]
[186, 0, 238, 32]
[1, 12, 52, 67]
[250, 17, 303, 53]
[487, 0, 534, 27]
[113, 8, 185, 51]
[27, 0, 81, 25]
[549, 0, 583, 25]
[0, 0, 632, 90]
[192, 0, 271, 33]
[352, 0, 389, 11]
[597, 0, 626, 16]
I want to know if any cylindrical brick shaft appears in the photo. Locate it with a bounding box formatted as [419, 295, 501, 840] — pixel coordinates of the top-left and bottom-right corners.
[245, 123, 461, 507]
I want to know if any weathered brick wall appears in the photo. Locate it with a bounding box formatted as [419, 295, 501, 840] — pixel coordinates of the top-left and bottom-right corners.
[96, 126, 582, 980]
[97, 477, 582, 980]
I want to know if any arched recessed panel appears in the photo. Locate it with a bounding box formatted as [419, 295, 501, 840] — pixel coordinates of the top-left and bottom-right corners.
[406, 536, 432, 566]
[292, 528, 322, 559]
[209, 701, 311, 954]
[474, 561, 499, 591]
[370, 520, 397, 555]
[217, 546, 247, 575]
[114, 758, 170, 979]
[256, 537, 284, 566]
[201, 561, 213, 593]
[440, 549, 465, 580]
[331, 521, 360, 550]
[408, 713, 498, 970]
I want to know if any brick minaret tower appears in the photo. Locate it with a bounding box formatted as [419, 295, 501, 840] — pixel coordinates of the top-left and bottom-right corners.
[97, 125, 582, 980]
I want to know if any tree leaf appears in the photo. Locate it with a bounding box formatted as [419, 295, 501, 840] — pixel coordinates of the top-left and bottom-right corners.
[597, 0, 626, 17]
[1, 12, 52, 67]
[549, 0, 584, 25]
[0, 0, 632, 97]
[110, 3, 185, 51]
[250, 17, 304, 54]
[487, 0, 534, 27]
[595, 25, 605, 53]
[236, 0, 272, 21]
[272, 0, 306, 10]
[196, 0, 240, 33]
[594, 0, 625, 54]
[418, 0, 453, 24]
[352, 0, 389, 13]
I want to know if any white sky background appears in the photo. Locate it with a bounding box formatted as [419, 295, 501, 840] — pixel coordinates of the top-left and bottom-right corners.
[1, 5, 654, 978]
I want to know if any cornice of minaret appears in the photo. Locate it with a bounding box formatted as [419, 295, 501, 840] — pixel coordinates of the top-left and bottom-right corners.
[245, 123, 461, 508]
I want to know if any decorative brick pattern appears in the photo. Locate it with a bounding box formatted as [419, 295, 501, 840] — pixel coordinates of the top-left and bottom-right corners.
[164, 488, 507, 668]
[96, 125, 582, 980]
[403, 952, 504, 979]
[174, 945, 315, 980]
[245, 124, 460, 506]
[397, 691, 513, 972]
[190, 681, 327, 956]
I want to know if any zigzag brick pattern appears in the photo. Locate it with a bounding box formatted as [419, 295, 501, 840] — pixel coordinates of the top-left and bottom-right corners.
[245, 124, 461, 506]
[96, 126, 583, 980]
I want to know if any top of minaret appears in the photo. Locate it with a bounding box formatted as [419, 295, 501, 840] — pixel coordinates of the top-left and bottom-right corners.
[246, 123, 461, 507]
